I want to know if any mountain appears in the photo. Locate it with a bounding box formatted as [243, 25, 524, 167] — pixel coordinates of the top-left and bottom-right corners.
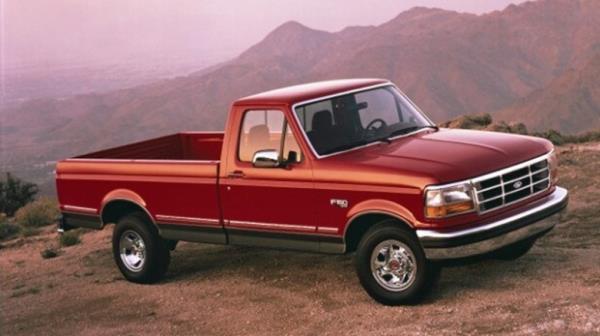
[494, 54, 600, 133]
[309, 1, 600, 120]
[2, 0, 600, 192]
[2, 59, 218, 104]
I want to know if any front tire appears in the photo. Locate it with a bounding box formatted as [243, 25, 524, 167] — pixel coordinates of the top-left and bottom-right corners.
[112, 213, 170, 283]
[355, 221, 440, 305]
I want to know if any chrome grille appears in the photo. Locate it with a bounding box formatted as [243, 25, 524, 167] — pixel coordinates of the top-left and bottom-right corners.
[473, 156, 551, 213]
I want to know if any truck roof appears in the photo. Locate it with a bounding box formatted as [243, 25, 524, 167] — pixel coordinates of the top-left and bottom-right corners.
[235, 78, 390, 107]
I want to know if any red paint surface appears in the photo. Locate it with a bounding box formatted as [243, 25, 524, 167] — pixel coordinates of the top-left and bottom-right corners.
[56, 79, 555, 240]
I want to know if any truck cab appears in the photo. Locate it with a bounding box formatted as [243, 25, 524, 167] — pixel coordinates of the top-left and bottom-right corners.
[56, 79, 568, 305]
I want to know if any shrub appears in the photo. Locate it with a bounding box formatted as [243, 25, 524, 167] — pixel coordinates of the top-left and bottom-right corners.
[439, 113, 493, 130]
[534, 129, 566, 146]
[486, 121, 529, 135]
[15, 197, 59, 228]
[468, 113, 493, 127]
[41, 248, 59, 259]
[0, 173, 38, 216]
[10, 287, 40, 298]
[60, 231, 81, 247]
[0, 214, 20, 240]
[510, 122, 529, 135]
[442, 114, 600, 145]
[21, 227, 40, 237]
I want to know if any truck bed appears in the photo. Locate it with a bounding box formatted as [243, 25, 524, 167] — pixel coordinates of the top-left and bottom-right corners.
[56, 132, 225, 234]
[76, 132, 224, 161]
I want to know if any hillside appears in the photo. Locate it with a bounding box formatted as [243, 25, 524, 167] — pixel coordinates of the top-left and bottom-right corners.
[2, 0, 600, 191]
[2, 143, 600, 335]
[494, 54, 600, 133]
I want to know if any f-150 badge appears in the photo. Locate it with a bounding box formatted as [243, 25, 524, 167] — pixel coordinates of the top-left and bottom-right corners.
[330, 199, 349, 208]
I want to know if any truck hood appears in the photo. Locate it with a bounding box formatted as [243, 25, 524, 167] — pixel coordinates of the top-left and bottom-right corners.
[336, 128, 553, 185]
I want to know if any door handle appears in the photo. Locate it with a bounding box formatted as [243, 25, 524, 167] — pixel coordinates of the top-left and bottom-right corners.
[227, 170, 245, 179]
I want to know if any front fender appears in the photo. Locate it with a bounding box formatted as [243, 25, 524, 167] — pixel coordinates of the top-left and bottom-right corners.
[345, 199, 417, 230]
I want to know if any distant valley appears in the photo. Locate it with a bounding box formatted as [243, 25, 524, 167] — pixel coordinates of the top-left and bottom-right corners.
[3, 58, 222, 104]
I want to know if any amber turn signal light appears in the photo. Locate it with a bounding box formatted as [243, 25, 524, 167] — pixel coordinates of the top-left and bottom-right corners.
[424, 182, 476, 219]
[425, 200, 475, 218]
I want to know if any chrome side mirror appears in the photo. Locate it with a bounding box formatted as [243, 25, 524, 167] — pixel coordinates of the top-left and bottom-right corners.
[252, 149, 280, 168]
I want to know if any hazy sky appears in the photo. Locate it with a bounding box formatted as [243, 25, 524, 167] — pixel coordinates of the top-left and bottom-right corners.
[2, 0, 528, 69]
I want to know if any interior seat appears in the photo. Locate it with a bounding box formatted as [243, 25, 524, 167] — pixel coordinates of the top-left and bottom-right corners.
[243, 124, 271, 161]
[307, 110, 343, 154]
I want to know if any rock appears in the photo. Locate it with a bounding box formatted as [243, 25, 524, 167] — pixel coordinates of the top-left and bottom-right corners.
[552, 319, 566, 330]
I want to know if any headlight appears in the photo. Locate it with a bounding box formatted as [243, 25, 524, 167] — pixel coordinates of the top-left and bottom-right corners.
[548, 149, 559, 185]
[425, 182, 475, 219]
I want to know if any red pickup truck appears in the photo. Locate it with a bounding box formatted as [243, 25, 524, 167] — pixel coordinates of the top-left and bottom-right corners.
[56, 79, 568, 305]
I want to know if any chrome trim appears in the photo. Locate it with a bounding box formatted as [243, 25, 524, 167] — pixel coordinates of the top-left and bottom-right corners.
[424, 151, 554, 218]
[155, 214, 220, 226]
[424, 179, 474, 191]
[474, 155, 551, 214]
[57, 215, 65, 234]
[65, 158, 219, 164]
[290, 83, 436, 160]
[370, 239, 417, 291]
[417, 186, 567, 241]
[498, 167, 547, 186]
[62, 205, 98, 215]
[252, 149, 280, 168]
[401, 90, 436, 126]
[119, 229, 146, 272]
[476, 180, 550, 212]
[317, 227, 339, 234]
[330, 199, 349, 208]
[478, 193, 503, 203]
[228, 220, 316, 232]
[471, 151, 550, 184]
[477, 184, 502, 193]
[422, 213, 558, 260]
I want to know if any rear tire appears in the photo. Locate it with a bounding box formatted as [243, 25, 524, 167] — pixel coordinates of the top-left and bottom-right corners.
[490, 237, 536, 260]
[112, 213, 170, 283]
[355, 220, 440, 305]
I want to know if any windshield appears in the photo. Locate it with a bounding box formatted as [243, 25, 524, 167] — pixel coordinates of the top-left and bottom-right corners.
[294, 85, 434, 156]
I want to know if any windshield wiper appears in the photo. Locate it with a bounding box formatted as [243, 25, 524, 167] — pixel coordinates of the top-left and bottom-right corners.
[387, 125, 438, 139]
[320, 125, 438, 155]
[323, 134, 397, 155]
[321, 140, 369, 155]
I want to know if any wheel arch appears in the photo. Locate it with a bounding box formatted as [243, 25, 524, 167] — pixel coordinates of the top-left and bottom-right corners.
[100, 189, 156, 230]
[343, 199, 417, 253]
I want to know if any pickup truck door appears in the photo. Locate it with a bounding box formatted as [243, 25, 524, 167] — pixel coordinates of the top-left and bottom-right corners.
[220, 109, 320, 251]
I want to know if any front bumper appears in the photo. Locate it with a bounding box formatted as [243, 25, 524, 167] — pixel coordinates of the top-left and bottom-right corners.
[417, 186, 568, 260]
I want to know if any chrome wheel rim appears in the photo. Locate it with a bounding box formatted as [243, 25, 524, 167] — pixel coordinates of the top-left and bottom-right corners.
[370, 239, 417, 292]
[119, 230, 146, 272]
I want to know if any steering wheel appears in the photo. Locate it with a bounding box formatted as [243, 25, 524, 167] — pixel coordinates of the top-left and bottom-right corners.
[365, 118, 388, 136]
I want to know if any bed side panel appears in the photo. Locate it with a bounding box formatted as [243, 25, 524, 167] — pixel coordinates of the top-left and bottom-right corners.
[56, 160, 221, 227]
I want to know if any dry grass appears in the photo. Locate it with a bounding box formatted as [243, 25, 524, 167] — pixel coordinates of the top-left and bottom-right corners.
[1, 144, 599, 335]
[59, 231, 81, 247]
[14, 197, 59, 228]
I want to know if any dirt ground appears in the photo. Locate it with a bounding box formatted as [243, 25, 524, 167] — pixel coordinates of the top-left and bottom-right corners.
[1, 145, 600, 336]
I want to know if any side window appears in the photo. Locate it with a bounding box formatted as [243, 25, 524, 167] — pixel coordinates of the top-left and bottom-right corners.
[282, 124, 302, 163]
[238, 110, 302, 163]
